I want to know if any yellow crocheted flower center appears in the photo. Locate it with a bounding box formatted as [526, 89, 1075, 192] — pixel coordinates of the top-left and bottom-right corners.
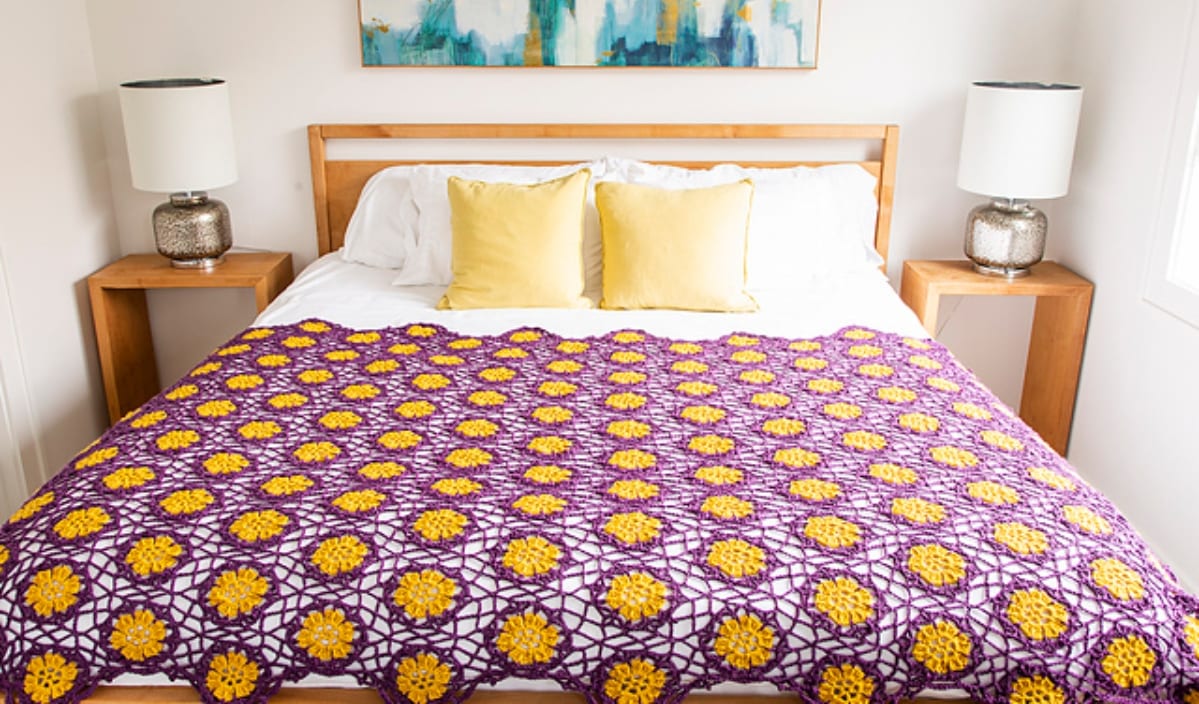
[727, 334, 761, 346]
[256, 354, 291, 368]
[166, 384, 199, 400]
[694, 465, 743, 486]
[25, 565, 81, 617]
[610, 371, 648, 385]
[1028, 466, 1076, 491]
[805, 516, 861, 549]
[546, 359, 583, 374]
[479, 366, 516, 381]
[981, 430, 1023, 452]
[715, 614, 775, 670]
[557, 340, 590, 354]
[413, 509, 468, 541]
[817, 663, 875, 704]
[270, 393, 308, 408]
[763, 418, 806, 437]
[395, 653, 452, 704]
[332, 489, 386, 513]
[238, 421, 281, 440]
[196, 400, 236, 418]
[689, 434, 734, 455]
[953, 402, 993, 420]
[608, 420, 651, 439]
[681, 405, 726, 424]
[456, 419, 499, 437]
[751, 392, 791, 408]
[847, 344, 882, 358]
[670, 342, 703, 354]
[378, 431, 422, 450]
[993, 522, 1049, 555]
[359, 462, 406, 481]
[807, 378, 843, 394]
[1010, 676, 1065, 704]
[430, 478, 483, 496]
[790, 340, 822, 351]
[10, 492, 54, 523]
[318, 410, 361, 430]
[311, 535, 369, 576]
[389, 343, 420, 356]
[814, 576, 874, 627]
[524, 465, 572, 485]
[208, 568, 269, 619]
[607, 392, 647, 411]
[877, 386, 917, 403]
[843, 431, 886, 452]
[608, 479, 660, 501]
[125, 536, 183, 576]
[891, 497, 945, 524]
[229, 510, 289, 543]
[907, 544, 966, 587]
[701, 495, 754, 520]
[448, 337, 482, 349]
[54, 507, 111, 539]
[297, 369, 333, 384]
[494, 347, 528, 359]
[160, 489, 214, 516]
[898, 413, 940, 433]
[908, 354, 942, 370]
[295, 441, 342, 462]
[927, 376, 961, 392]
[869, 463, 918, 485]
[606, 572, 668, 622]
[503, 536, 561, 577]
[609, 449, 657, 471]
[509, 329, 542, 343]
[967, 481, 1020, 505]
[730, 350, 767, 364]
[1091, 558, 1145, 601]
[393, 569, 457, 620]
[1007, 589, 1069, 641]
[157, 429, 201, 450]
[774, 447, 821, 468]
[262, 474, 314, 496]
[676, 380, 718, 397]
[1102, 635, 1157, 689]
[411, 373, 449, 389]
[497, 612, 560, 665]
[191, 361, 222, 377]
[539, 380, 578, 397]
[408, 325, 438, 338]
[604, 658, 666, 704]
[281, 335, 315, 349]
[857, 364, 894, 378]
[396, 400, 436, 418]
[429, 354, 464, 367]
[110, 609, 167, 662]
[929, 445, 978, 469]
[227, 372, 265, 389]
[130, 410, 167, 428]
[789, 479, 841, 502]
[739, 369, 775, 384]
[612, 350, 647, 364]
[244, 327, 276, 339]
[23, 652, 78, 704]
[326, 349, 360, 362]
[469, 390, 508, 406]
[297, 607, 355, 662]
[604, 512, 662, 545]
[794, 356, 829, 371]
[707, 538, 766, 579]
[528, 435, 573, 455]
[913, 620, 972, 674]
[843, 329, 875, 340]
[103, 466, 155, 490]
[823, 403, 862, 420]
[206, 650, 259, 703]
[1185, 615, 1199, 661]
[1063, 505, 1112, 535]
[513, 493, 567, 516]
[346, 331, 381, 344]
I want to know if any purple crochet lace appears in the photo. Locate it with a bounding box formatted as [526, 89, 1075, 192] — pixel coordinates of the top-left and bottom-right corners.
[0, 321, 1196, 704]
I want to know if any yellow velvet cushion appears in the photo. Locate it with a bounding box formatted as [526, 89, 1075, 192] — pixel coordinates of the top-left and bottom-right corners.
[437, 170, 592, 310]
[596, 179, 758, 312]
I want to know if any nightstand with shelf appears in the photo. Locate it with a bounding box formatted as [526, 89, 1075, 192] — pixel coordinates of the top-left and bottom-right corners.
[88, 252, 294, 424]
[899, 259, 1093, 455]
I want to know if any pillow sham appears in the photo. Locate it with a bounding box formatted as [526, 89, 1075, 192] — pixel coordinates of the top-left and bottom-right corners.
[340, 165, 418, 269]
[437, 170, 592, 310]
[596, 179, 757, 312]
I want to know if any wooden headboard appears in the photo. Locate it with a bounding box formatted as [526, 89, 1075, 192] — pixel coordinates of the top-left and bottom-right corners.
[307, 123, 900, 267]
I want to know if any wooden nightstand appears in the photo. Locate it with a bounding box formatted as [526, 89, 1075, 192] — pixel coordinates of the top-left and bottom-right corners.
[88, 252, 294, 424]
[899, 260, 1093, 455]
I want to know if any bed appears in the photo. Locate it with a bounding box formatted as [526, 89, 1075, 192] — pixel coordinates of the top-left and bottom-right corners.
[1, 124, 1196, 704]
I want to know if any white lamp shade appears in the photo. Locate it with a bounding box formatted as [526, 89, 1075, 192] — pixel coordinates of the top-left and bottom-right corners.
[119, 78, 237, 193]
[957, 82, 1083, 200]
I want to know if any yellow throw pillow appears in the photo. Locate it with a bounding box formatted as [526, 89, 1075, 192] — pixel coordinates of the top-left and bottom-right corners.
[437, 170, 592, 310]
[597, 180, 758, 312]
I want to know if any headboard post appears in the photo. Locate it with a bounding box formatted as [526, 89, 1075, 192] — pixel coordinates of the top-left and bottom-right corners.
[307, 125, 332, 257]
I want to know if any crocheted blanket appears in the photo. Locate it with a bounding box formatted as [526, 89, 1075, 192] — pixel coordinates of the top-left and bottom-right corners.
[1, 321, 1196, 704]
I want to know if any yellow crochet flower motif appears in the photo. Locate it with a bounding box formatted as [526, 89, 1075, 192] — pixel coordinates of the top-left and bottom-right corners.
[1102, 635, 1157, 689]
[763, 418, 806, 437]
[869, 463, 918, 485]
[342, 383, 380, 400]
[546, 359, 582, 374]
[23, 652, 77, 704]
[967, 481, 1020, 505]
[702, 495, 754, 520]
[281, 335, 315, 348]
[320, 410, 362, 430]
[609, 449, 657, 471]
[607, 480, 659, 501]
[670, 359, 705, 374]
[430, 354, 465, 367]
[817, 663, 875, 704]
[431, 478, 482, 496]
[413, 509, 468, 541]
[926, 377, 960, 392]
[528, 435, 573, 455]
[191, 361, 222, 376]
[715, 614, 774, 670]
[103, 466, 155, 490]
[611, 330, 643, 343]
[556, 340, 589, 353]
[610, 371, 648, 385]
[333, 489, 386, 513]
[1185, 615, 1199, 660]
[539, 380, 578, 397]
[791, 339, 822, 351]
[326, 349, 359, 362]
[953, 402, 992, 420]
[378, 431, 422, 450]
[751, 392, 791, 408]
[1010, 675, 1065, 704]
[456, 419, 499, 437]
[794, 356, 830, 371]
[843, 431, 886, 452]
[503, 536, 561, 577]
[604, 658, 666, 704]
[670, 342, 703, 354]
[898, 413, 940, 433]
[1091, 558, 1145, 601]
[907, 544, 966, 587]
[511, 329, 542, 342]
[878, 386, 917, 403]
[311, 535, 369, 576]
[157, 429, 200, 451]
[1027, 466, 1076, 491]
[814, 577, 874, 626]
[196, 400, 236, 418]
[297, 607, 355, 662]
[688, 434, 734, 455]
[913, 621, 972, 674]
[731, 350, 767, 364]
[359, 462, 406, 480]
[789, 479, 841, 502]
[805, 516, 861, 549]
[262, 475, 314, 496]
[0, 545, 8, 574]
[395, 653, 452, 704]
[494, 347, 528, 359]
[993, 522, 1049, 556]
[980, 430, 1023, 452]
[479, 366, 516, 381]
[891, 497, 945, 525]
[707, 538, 766, 579]
[1063, 505, 1112, 535]
[847, 344, 882, 358]
[608, 420, 651, 439]
[606, 572, 668, 622]
[238, 421, 281, 440]
[130, 410, 168, 428]
[408, 324, 437, 338]
[929, 445, 978, 469]
[497, 612, 560, 665]
[10, 492, 54, 522]
[808, 378, 844, 394]
[160, 489, 214, 516]
[205, 452, 249, 475]
[396, 400, 436, 418]
[390, 343, 420, 356]
[125, 536, 183, 576]
[25, 565, 81, 616]
[612, 350, 647, 364]
[676, 380, 718, 397]
[300, 321, 329, 333]
[1007, 589, 1069, 640]
[739, 369, 775, 384]
[513, 494, 567, 516]
[681, 406, 726, 424]
[412, 373, 449, 390]
[774, 447, 821, 468]
[524, 465, 572, 485]
[843, 329, 875, 340]
[256, 354, 291, 368]
[450, 337, 482, 350]
[110, 609, 167, 662]
[908, 354, 942, 370]
[607, 392, 647, 410]
[295, 441, 342, 462]
[445, 447, 492, 469]
[857, 364, 894, 378]
[604, 512, 662, 545]
[823, 403, 862, 420]
[393, 569, 457, 620]
[54, 507, 111, 539]
[270, 392, 308, 408]
[206, 650, 259, 702]
[166, 384, 199, 400]
[346, 331, 381, 345]
[243, 327, 275, 339]
[208, 568, 269, 618]
[727, 334, 760, 346]
[297, 369, 333, 384]
[694, 465, 743, 486]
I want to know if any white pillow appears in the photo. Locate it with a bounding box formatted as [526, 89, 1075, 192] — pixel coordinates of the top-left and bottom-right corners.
[339, 166, 419, 269]
[602, 158, 883, 290]
[396, 161, 607, 293]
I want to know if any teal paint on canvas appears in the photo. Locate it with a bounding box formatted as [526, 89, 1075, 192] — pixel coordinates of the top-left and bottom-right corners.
[360, 0, 819, 67]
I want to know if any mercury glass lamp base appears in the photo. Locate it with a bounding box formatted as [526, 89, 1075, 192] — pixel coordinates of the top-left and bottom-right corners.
[153, 191, 233, 268]
[170, 255, 226, 270]
[964, 198, 1047, 278]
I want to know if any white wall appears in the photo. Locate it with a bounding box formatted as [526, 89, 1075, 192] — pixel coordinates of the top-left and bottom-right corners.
[0, 2, 120, 513]
[1053, 0, 1199, 588]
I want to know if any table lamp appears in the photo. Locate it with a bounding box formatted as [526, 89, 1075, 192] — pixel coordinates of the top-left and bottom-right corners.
[957, 81, 1083, 277]
[119, 78, 237, 269]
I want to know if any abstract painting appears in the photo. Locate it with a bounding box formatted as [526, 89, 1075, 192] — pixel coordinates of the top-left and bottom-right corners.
[359, 0, 820, 68]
